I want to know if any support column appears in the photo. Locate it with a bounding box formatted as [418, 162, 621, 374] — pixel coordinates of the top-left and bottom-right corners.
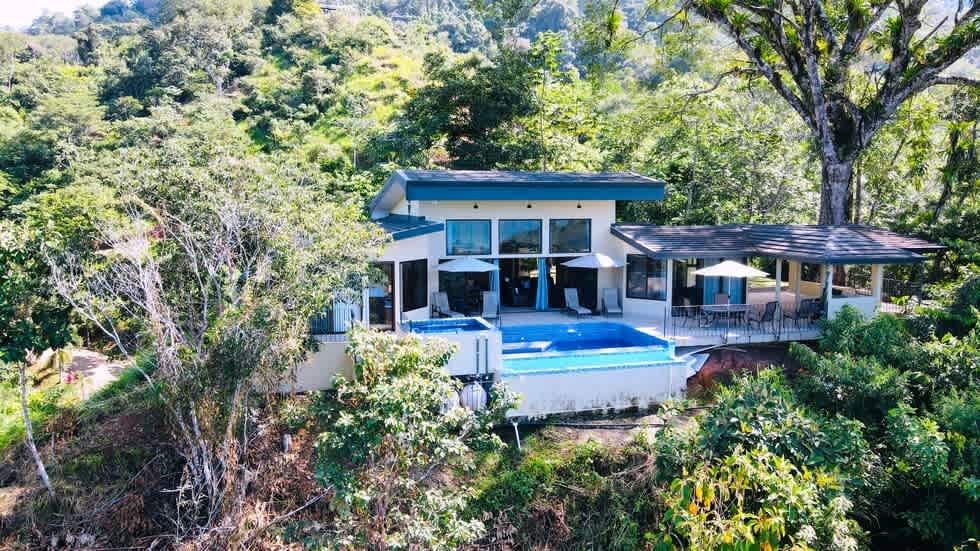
[791, 260, 801, 309]
[664, 259, 674, 331]
[823, 263, 833, 318]
[774, 259, 782, 308]
[871, 264, 883, 313]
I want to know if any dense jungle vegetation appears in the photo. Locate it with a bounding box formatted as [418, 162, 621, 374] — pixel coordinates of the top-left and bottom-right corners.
[1, 0, 979, 548]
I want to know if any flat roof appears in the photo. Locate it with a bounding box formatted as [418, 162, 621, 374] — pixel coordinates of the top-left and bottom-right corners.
[370, 170, 665, 217]
[373, 214, 443, 241]
[612, 224, 943, 264]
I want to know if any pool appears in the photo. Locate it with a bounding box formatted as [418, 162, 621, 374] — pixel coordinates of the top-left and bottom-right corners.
[498, 322, 690, 417]
[406, 317, 496, 334]
[501, 322, 671, 355]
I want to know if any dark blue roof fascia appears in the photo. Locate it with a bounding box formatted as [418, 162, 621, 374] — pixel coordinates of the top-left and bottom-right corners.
[405, 182, 665, 201]
[370, 170, 665, 216]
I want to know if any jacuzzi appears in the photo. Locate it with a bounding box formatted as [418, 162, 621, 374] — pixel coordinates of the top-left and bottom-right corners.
[404, 317, 501, 377]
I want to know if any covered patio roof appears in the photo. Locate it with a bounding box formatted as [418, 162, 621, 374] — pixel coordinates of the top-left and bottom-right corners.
[611, 224, 943, 264]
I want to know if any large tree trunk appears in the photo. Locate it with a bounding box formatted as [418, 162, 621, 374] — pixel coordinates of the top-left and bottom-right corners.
[819, 158, 855, 225]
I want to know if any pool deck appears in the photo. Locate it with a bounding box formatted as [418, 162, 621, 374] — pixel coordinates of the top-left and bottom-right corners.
[495, 310, 820, 347]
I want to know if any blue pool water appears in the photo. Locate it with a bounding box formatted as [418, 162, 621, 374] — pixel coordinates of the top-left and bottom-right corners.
[405, 317, 495, 334]
[500, 322, 668, 354]
[500, 322, 676, 375]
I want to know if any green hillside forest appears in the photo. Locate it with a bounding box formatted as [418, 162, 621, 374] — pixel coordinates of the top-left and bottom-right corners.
[1, 0, 980, 548]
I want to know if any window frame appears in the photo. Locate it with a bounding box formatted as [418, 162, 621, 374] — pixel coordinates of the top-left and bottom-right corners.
[445, 219, 492, 256]
[367, 261, 395, 331]
[626, 254, 667, 301]
[400, 258, 428, 313]
[498, 218, 543, 254]
[549, 218, 592, 254]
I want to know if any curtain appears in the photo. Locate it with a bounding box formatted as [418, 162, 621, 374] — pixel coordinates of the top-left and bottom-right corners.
[728, 277, 745, 304]
[535, 257, 549, 311]
[490, 259, 500, 305]
[702, 259, 721, 304]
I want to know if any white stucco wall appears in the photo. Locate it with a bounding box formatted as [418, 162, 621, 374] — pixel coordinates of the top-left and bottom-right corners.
[502, 360, 689, 418]
[279, 338, 353, 392]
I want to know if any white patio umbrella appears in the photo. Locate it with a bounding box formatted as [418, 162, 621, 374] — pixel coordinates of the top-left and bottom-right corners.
[561, 252, 623, 269]
[437, 257, 499, 272]
[694, 260, 768, 302]
[693, 260, 768, 279]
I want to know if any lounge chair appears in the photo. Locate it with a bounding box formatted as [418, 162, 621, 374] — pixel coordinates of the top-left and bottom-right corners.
[432, 292, 463, 318]
[563, 288, 592, 318]
[481, 291, 500, 325]
[601, 288, 623, 317]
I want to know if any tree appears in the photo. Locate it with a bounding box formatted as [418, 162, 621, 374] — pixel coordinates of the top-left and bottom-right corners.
[43, 119, 387, 540]
[688, 0, 980, 224]
[583, 0, 980, 223]
[313, 326, 514, 550]
[0, 221, 73, 499]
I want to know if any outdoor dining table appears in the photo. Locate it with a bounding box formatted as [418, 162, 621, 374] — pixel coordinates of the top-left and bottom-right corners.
[700, 304, 750, 327]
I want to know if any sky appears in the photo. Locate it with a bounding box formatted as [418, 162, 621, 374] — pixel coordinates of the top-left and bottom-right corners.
[1, 0, 107, 31]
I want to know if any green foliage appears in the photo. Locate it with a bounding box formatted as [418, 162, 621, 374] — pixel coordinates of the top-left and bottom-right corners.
[791, 344, 911, 428]
[658, 447, 860, 551]
[695, 370, 874, 484]
[313, 326, 513, 550]
[472, 433, 666, 551]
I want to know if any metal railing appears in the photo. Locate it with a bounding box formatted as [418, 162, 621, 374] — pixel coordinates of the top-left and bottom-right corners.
[880, 277, 922, 315]
[668, 301, 823, 343]
[309, 302, 360, 336]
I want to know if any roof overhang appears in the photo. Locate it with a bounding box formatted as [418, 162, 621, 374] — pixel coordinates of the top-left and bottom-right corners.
[373, 214, 444, 241]
[612, 224, 940, 265]
[370, 170, 665, 218]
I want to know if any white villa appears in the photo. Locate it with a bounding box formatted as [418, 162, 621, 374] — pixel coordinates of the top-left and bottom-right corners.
[293, 170, 942, 416]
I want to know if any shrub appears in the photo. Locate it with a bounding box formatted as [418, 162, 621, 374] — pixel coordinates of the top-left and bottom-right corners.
[696, 370, 874, 485]
[791, 344, 911, 428]
[313, 326, 513, 550]
[657, 447, 861, 550]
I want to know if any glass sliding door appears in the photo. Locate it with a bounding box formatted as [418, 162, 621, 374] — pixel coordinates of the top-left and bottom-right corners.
[438, 259, 490, 316]
[367, 262, 394, 331]
[672, 258, 702, 306]
[499, 258, 538, 309]
[547, 256, 598, 310]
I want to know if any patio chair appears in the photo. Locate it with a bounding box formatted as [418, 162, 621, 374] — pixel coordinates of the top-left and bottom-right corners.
[783, 298, 815, 329]
[432, 292, 463, 318]
[714, 292, 730, 305]
[749, 301, 779, 332]
[481, 291, 500, 325]
[601, 288, 623, 317]
[563, 288, 592, 318]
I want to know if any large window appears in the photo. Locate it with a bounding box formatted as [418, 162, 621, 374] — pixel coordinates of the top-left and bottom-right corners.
[626, 255, 666, 300]
[549, 219, 591, 253]
[499, 219, 542, 254]
[368, 262, 394, 331]
[446, 219, 491, 255]
[401, 259, 428, 312]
